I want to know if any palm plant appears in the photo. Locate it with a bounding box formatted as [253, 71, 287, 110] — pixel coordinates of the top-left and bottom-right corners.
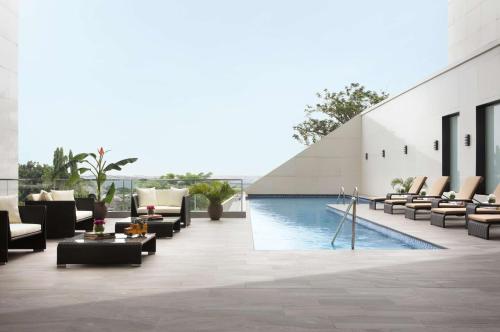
[390, 177, 415, 193]
[189, 181, 235, 220]
[72, 147, 137, 204]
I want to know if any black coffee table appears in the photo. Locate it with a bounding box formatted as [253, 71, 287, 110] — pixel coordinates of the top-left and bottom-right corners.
[57, 233, 156, 268]
[115, 217, 181, 238]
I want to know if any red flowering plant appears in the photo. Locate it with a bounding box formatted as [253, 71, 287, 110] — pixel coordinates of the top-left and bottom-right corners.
[93, 219, 106, 233]
[147, 205, 155, 215]
[70, 147, 137, 204]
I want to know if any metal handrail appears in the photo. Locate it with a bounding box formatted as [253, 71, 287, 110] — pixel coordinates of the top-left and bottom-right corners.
[331, 196, 355, 245]
[336, 186, 346, 204]
[332, 187, 359, 249]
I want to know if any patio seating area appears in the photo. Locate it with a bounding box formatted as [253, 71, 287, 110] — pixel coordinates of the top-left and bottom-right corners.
[1, 210, 500, 331]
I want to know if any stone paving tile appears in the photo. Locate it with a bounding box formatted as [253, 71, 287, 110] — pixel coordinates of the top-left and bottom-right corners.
[1, 210, 500, 331]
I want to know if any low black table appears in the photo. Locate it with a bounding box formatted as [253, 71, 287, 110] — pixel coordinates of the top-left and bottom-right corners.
[115, 217, 181, 238]
[57, 233, 156, 267]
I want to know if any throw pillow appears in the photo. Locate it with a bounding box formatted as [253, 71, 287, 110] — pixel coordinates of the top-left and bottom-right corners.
[136, 188, 157, 207]
[0, 195, 22, 224]
[51, 190, 75, 201]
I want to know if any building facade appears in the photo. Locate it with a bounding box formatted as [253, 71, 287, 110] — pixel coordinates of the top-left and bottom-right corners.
[0, 0, 18, 191]
[248, 0, 500, 196]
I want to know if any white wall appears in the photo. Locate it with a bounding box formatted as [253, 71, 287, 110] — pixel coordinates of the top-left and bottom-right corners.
[247, 116, 362, 195]
[361, 43, 500, 196]
[0, 0, 18, 193]
[448, 0, 500, 63]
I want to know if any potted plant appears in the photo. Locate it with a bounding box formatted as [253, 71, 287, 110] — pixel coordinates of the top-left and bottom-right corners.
[390, 177, 415, 194]
[189, 181, 235, 220]
[488, 194, 496, 204]
[72, 147, 137, 219]
[448, 191, 456, 200]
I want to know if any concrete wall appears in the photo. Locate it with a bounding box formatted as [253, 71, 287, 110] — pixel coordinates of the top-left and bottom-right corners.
[361, 43, 500, 196]
[0, 0, 18, 192]
[448, 0, 500, 63]
[247, 116, 362, 195]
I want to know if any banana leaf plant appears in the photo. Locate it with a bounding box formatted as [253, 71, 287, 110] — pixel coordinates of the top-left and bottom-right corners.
[70, 148, 137, 204]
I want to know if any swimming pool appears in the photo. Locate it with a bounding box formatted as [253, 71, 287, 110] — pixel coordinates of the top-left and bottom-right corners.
[249, 196, 440, 250]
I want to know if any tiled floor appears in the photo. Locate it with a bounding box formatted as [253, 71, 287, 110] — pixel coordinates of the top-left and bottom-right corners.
[1, 204, 500, 331]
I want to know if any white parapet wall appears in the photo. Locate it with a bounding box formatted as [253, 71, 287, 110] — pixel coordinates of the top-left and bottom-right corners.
[448, 0, 500, 64]
[247, 116, 362, 195]
[0, 0, 18, 191]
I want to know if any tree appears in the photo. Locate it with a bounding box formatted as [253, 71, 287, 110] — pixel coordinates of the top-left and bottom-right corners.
[293, 83, 389, 145]
[19, 161, 51, 180]
[161, 172, 213, 180]
[48, 147, 70, 182]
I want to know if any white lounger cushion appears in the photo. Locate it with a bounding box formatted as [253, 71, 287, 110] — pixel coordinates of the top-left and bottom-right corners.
[136, 188, 157, 206]
[51, 190, 75, 201]
[76, 210, 93, 221]
[10, 223, 41, 238]
[0, 195, 22, 224]
[156, 188, 187, 207]
[137, 206, 181, 214]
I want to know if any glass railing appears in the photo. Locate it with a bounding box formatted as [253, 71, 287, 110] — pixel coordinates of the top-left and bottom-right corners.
[0, 178, 245, 213]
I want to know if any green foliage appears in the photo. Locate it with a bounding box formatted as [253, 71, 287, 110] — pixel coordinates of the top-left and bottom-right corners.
[293, 83, 388, 145]
[19, 161, 51, 180]
[50, 147, 69, 181]
[189, 181, 235, 205]
[162, 172, 212, 180]
[391, 177, 415, 193]
[75, 148, 137, 203]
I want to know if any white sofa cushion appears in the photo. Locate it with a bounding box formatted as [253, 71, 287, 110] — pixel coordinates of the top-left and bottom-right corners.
[10, 223, 41, 237]
[51, 190, 75, 201]
[26, 193, 41, 201]
[137, 206, 181, 214]
[156, 188, 187, 207]
[0, 195, 21, 224]
[136, 188, 157, 207]
[40, 190, 53, 201]
[76, 210, 93, 222]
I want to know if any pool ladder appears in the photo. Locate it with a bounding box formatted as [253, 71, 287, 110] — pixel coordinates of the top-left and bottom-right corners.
[336, 186, 346, 204]
[332, 187, 358, 250]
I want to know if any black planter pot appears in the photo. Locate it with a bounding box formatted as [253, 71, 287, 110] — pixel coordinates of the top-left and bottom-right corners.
[94, 202, 108, 220]
[208, 203, 223, 220]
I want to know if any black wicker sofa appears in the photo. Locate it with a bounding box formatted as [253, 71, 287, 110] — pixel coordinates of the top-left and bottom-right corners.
[25, 198, 94, 238]
[0, 205, 47, 265]
[131, 194, 191, 228]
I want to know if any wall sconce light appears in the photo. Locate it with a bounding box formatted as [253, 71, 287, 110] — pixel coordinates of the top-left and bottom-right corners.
[365, 153, 368, 160]
[382, 149, 385, 158]
[434, 140, 439, 151]
[403, 145, 408, 155]
[465, 134, 471, 146]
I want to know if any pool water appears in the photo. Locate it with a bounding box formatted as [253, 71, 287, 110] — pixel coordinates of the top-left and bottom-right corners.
[249, 196, 438, 250]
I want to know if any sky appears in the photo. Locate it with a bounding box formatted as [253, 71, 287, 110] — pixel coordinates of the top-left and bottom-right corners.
[19, 0, 448, 177]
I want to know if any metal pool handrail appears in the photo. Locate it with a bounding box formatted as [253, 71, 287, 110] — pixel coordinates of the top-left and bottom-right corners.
[336, 186, 346, 204]
[331, 187, 358, 249]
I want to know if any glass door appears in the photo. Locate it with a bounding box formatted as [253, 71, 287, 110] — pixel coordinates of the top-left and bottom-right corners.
[485, 104, 500, 193]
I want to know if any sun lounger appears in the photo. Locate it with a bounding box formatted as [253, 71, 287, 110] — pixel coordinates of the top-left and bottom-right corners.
[368, 176, 427, 210]
[383, 176, 427, 214]
[404, 176, 450, 220]
[467, 214, 500, 239]
[429, 176, 483, 227]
